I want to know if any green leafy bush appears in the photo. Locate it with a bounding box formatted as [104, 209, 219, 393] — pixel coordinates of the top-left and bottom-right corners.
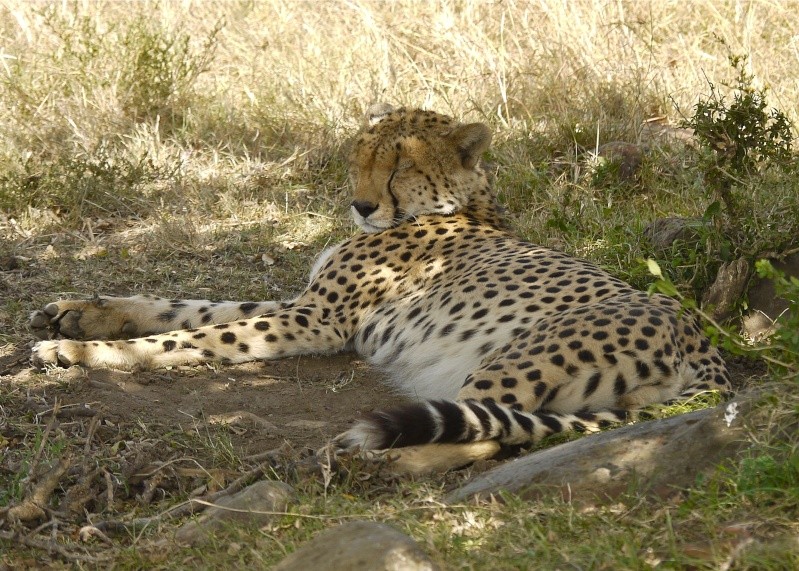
[684, 54, 794, 217]
[119, 19, 222, 125]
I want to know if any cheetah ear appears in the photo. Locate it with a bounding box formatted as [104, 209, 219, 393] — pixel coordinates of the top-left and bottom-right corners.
[447, 123, 492, 169]
[365, 103, 396, 126]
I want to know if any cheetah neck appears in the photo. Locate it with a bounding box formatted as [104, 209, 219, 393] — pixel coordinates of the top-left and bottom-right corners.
[463, 184, 509, 230]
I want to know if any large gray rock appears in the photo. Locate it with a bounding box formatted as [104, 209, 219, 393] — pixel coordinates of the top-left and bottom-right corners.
[274, 521, 438, 571]
[447, 396, 753, 504]
[175, 480, 295, 545]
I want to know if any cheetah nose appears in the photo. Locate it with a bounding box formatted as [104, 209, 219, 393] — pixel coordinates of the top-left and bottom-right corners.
[351, 200, 378, 218]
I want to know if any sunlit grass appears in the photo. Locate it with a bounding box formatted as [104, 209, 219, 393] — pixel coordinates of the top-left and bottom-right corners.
[1, 1, 798, 568]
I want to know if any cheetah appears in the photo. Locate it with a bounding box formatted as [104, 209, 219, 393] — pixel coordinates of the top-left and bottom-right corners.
[29, 105, 731, 471]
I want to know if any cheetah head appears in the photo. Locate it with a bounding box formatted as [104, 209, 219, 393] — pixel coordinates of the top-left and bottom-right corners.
[348, 104, 492, 232]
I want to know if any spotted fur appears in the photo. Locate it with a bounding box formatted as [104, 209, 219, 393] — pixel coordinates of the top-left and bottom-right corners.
[29, 106, 731, 468]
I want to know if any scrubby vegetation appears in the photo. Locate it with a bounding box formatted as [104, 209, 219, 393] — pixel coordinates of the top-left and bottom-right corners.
[1, 1, 797, 568]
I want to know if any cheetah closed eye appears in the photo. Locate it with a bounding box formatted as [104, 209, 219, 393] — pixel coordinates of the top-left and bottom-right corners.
[29, 105, 731, 472]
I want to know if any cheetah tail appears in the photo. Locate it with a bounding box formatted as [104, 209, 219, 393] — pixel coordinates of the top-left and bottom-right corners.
[337, 399, 629, 450]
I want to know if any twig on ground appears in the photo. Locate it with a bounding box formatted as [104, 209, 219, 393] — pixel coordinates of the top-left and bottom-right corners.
[208, 410, 285, 435]
[0, 352, 29, 376]
[0, 528, 108, 563]
[93, 460, 272, 534]
[83, 414, 101, 454]
[103, 469, 115, 511]
[37, 403, 100, 420]
[78, 524, 114, 545]
[138, 472, 164, 506]
[245, 441, 294, 462]
[28, 400, 60, 478]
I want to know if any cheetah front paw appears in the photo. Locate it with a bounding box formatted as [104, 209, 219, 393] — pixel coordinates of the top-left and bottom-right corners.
[31, 339, 85, 369]
[29, 298, 134, 340]
[29, 302, 85, 340]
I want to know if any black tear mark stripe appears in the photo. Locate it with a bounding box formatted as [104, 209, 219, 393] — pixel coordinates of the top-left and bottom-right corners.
[386, 159, 400, 211]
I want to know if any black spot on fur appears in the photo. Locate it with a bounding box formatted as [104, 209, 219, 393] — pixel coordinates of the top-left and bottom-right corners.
[239, 302, 258, 315]
[501, 377, 517, 388]
[158, 310, 177, 322]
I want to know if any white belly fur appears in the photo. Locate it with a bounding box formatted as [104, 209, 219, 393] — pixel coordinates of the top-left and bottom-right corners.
[357, 316, 507, 401]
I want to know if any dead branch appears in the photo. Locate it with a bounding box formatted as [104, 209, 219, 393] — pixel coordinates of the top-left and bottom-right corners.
[103, 469, 115, 511]
[0, 528, 108, 563]
[246, 441, 295, 462]
[138, 472, 165, 506]
[37, 404, 101, 420]
[83, 414, 102, 454]
[77, 524, 114, 545]
[207, 410, 285, 435]
[61, 467, 101, 516]
[27, 400, 60, 479]
[92, 460, 272, 534]
[7, 454, 72, 523]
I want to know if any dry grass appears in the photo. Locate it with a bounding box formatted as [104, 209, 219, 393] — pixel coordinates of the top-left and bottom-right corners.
[2, 0, 798, 191]
[1, 0, 798, 568]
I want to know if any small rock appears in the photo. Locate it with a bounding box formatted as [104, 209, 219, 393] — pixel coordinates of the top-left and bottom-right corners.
[0, 255, 22, 271]
[597, 141, 643, 181]
[644, 217, 705, 252]
[175, 480, 295, 546]
[273, 521, 438, 571]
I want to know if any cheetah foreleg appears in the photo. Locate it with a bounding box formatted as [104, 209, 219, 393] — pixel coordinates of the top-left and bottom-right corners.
[29, 295, 281, 340]
[31, 305, 346, 370]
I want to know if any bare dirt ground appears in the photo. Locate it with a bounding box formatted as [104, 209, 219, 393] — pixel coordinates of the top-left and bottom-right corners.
[1, 344, 761, 457]
[1, 347, 396, 461]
